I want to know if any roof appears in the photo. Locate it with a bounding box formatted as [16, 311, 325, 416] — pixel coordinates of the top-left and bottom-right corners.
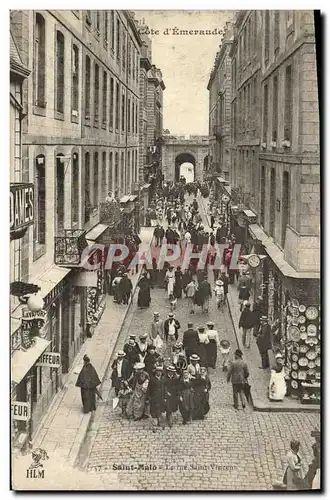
[10, 31, 30, 79]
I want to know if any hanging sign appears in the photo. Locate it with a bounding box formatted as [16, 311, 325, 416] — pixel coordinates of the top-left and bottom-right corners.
[10, 183, 34, 232]
[11, 401, 31, 421]
[36, 352, 61, 368]
[21, 309, 47, 349]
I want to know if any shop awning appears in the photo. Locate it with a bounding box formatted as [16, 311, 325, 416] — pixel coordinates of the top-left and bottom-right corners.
[120, 195, 131, 203]
[141, 183, 151, 190]
[11, 338, 51, 385]
[217, 176, 229, 184]
[34, 265, 71, 298]
[128, 195, 138, 202]
[248, 224, 319, 279]
[85, 223, 108, 244]
[243, 209, 257, 218]
[120, 206, 135, 214]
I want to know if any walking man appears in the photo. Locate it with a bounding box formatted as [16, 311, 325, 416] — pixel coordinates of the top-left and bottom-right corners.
[238, 302, 255, 348]
[227, 349, 249, 410]
[256, 316, 271, 369]
[185, 278, 197, 314]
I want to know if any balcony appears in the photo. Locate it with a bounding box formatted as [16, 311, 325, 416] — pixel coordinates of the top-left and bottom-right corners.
[213, 124, 224, 139]
[99, 199, 121, 228]
[54, 229, 88, 267]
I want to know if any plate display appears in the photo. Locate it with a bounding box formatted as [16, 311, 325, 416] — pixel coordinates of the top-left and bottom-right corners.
[299, 345, 308, 354]
[298, 357, 308, 367]
[291, 309, 299, 318]
[287, 326, 300, 342]
[292, 362, 299, 370]
[300, 332, 307, 341]
[298, 316, 306, 324]
[291, 354, 299, 362]
[298, 371, 307, 380]
[307, 324, 317, 336]
[315, 357, 320, 367]
[299, 305, 306, 313]
[292, 299, 299, 308]
[305, 306, 319, 321]
[308, 361, 315, 369]
[300, 326, 306, 332]
[291, 380, 298, 389]
[306, 350, 317, 360]
[291, 371, 298, 379]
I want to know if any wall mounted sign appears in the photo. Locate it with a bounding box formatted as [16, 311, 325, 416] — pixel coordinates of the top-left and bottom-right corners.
[10, 183, 34, 233]
[11, 401, 31, 421]
[20, 309, 47, 349]
[36, 352, 61, 368]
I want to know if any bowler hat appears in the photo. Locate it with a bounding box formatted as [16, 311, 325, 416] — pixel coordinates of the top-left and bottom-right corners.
[117, 351, 125, 357]
[261, 316, 268, 321]
[167, 365, 177, 372]
[190, 354, 200, 361]
[168, 312, 174, 317]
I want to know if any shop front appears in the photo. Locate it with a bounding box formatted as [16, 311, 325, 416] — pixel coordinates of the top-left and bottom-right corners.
[247, 223, 321, 406]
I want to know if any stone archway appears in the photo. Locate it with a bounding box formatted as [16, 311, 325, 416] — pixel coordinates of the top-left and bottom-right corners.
[175, 153, 196, 182]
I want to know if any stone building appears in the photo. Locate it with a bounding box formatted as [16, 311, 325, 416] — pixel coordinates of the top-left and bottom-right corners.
[214, 10, 320, 400]
[207, 20, 235, 181]
[10, 9, 144, 447]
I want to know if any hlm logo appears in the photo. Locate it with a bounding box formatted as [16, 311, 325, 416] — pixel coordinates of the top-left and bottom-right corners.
[26, 448, 49, 479]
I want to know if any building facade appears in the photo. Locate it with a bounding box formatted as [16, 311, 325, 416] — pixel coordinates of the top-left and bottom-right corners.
[210, 10, 320, 401]
[207, 20, 235, 181]
[10, 9, 147, 448]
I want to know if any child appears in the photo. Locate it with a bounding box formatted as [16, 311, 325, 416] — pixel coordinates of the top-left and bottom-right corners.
[214, 279, 225, 309]
[219, 339, 231, 372]
[178, 371, 193, 424]
[118, 380, 132, 417]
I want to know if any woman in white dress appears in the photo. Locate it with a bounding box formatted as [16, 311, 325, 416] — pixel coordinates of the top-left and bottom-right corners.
[165, 266, 175, 299]
[269, 352, 287, 401]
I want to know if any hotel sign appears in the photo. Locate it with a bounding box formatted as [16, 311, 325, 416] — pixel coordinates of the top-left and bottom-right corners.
[11, 401, 31, 421]
[10, 183, 34, 233]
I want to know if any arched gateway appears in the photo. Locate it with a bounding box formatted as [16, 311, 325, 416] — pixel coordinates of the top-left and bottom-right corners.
[162, 135, 209, 183]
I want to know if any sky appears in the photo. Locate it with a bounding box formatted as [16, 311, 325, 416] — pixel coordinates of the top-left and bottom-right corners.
[134, 10, 235, 136]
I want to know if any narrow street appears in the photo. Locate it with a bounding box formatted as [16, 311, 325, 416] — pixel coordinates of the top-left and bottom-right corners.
[77, 195, 320, 491]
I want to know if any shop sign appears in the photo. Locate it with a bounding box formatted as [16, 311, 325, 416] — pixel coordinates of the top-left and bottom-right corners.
[10, 183, 34, 233]
[36, 352, 61, 368]
[11, 401, 31, 421]
[21, 309, 47, 349]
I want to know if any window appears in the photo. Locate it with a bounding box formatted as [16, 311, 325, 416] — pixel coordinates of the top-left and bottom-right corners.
[109, 77, 114, 128]
[56, 155, 65, 233]
[104, 11, 108, 45]
[96, 11, 100, 35]
[93, 152, 99, 207]
[102, 71, 107, 127]
[94, 63, 99, 125]
[111, 11, 115, 51]
[121, 92, 125, 132]
[128, 39, 131, 75]
[34, 13, 46, 107]
[284, 65, 292, 142]
[72, 44, 79, 117]
[122, 30, 126, 69]
[116, 19, 120, 59]
[85, 56, 91, 119]
[127, 97, 131, 134]
[84, 152, 91, 223]
[135, 149, 138, 182]
[109, 152, 113, 192]
[264, 11, 270, 63]
[281, 171, 290, 248]
[35, 155, 46, 244]
[274, 11, 280, 51]
[132, 100, 134, 135]
[114, 152, 119, 194]
[121, 152, 125, 193]
[115, 82, 120, 129]
[55, 31, 65, 113]
[127, 151, 131, 191]
[253, 10, 257, 55]
[260, 165, 266, 226]
[135, 102, 138, 134]
[136, 52, 139, 84]
[144, 76, 147, 105]
[72, 153, 79, 225]
[263, 84, 268, 143]
[269, 168, 276, 237]
[272, 76, 278, 142]
[102, 152, 107, 199]
[132, 47, 135, 80]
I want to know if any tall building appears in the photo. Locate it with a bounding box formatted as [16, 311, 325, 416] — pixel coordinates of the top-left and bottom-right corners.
[207, 19, 235, 181]
[208, 10, 320, 398]
[137, 18, 165, 221]
[10, 9, 144, 449]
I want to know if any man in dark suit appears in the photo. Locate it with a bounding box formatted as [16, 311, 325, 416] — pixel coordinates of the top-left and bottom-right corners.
[256, 316, 271, 369]
[227, 349, 249, 410]
[182, 322, 199, 362]
[111, 351, 132, 396]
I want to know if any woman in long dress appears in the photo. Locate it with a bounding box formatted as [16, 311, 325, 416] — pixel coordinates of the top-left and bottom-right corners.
[137, 273, 151, 309]
[174, 266, 183, 299]
[165, 266, 175, 300]
[75, 355, 101, 414]
[205, 322, 220, 369]
[269, 353, 287, 401]
[197, 326, 209, 367]
[191, 368, 211, 420]
[283, 440, 304, 490]
[126, 364, 149, 420]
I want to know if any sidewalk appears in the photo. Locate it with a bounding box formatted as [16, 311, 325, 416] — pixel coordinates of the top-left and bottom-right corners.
[31, 227, 154, 466]
[198, 195, 319, 413]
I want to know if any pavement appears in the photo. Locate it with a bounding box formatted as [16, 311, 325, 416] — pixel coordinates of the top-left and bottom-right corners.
[199, 196, 320, 413]
[28, 227, 154, 467]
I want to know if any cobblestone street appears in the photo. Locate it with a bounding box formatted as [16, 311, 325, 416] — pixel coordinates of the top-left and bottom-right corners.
[79, 285, 320, 491]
